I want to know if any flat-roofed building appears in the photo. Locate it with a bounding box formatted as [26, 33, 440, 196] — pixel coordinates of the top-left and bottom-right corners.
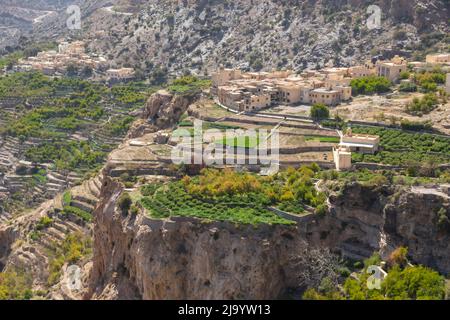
[106, 68, 135, 82]
[349, 61, 376, 78]
[339, 128, 380, 154]
[310, 88, 341, 106]
[333, 146, 352, 171]
[426, 53, 450, 64]
[218, 84, 271, 112]
[376, 55, 408, 83]
[211, 67, 243, 89]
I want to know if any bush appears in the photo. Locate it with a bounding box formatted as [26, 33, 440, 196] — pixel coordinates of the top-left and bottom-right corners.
[399, 82, 417, 92]
[315, 204, 328, 217]
[118, 192, 132, 214]
[400, 120, 432, 131]
[388, 246, 408, 268]
[310, 104, 330, 120]
[36, 216, 53, 230]
[406, 93, 439, 115]
[437, 208, 450, 232]
[382, 266, 445, 300]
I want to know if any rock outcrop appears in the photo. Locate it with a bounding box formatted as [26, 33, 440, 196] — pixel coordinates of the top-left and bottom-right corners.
[87, 179, 450, 300]
[128, 90, 199, 139]
[88, 177, 308, 300]
[309, 183, 450, 275]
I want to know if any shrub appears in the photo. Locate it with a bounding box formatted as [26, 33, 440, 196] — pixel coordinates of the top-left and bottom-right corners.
[406, 93, 439, 115]
[388, 246, 408, 268]
[399, 82, 417, 92]
[437, 208, 450, 232]
[382, 265, 445, 300]
[36, 216, 53, 230]
[400, 120, 432, 131]
[315, 204, 328, 217]
[310, 104, 330, 120]
[118, 192, 132, 214]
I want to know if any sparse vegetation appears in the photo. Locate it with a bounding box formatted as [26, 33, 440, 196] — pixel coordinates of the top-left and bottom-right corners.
[406, 93, 439, 115]
[47, 233, 92, 286]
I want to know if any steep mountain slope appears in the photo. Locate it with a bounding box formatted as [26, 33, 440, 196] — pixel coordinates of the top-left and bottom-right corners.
[29, 0, 450, 76]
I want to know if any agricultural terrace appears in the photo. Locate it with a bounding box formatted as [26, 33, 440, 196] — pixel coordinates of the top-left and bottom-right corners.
[0, 72, 150, 173]
[139, 166, 327, 225]
[350, 126, 450, 166]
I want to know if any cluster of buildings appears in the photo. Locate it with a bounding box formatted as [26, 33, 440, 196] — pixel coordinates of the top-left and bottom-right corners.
[12, 40, 135, 82]
[212, 55, 409, 112]
[14, 41, 108, 75]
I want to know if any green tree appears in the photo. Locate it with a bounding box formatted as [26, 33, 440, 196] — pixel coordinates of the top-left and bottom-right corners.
[310, 103, 330, 120]
[350, 76, 392, 95]
[382, 266, 445, 300]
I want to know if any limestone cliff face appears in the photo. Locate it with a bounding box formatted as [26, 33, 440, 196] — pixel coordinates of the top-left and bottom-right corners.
[0, 225, 16, 270]
[310, 183, 450, 275]
[88, 179, 450, 299]
[88, 177, 307, 300]
[128, 90, 199, 139]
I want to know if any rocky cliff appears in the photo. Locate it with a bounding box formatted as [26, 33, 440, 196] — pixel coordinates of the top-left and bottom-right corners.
[86, 178, 450, 299]
[88, 177, 310, 299]
[310, 182, 450, 275]
[128, 90, 199, 138]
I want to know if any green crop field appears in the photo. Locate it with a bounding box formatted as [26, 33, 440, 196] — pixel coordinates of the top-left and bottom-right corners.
[351, 127, 450, 165]
[139, 166, 326, 225]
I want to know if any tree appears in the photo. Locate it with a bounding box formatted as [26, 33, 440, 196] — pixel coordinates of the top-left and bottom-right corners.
[382, 266, 445, 300]
[66, 64, 79, 77]
[118, 192, 132, 215]
[350, 76, 392, 95]
[388, 246, 408, 268]
[310, 103, 330, 120]
[81, 66, 93, 78]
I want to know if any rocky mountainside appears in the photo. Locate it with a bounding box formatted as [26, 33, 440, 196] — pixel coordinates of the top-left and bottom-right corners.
[1, 89, 449, 299]
[85, 172, 450, 299]
[29, 0, 450, 76]
[315, 182, 450, 274]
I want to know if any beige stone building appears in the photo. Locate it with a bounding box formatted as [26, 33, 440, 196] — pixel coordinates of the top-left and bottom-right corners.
[339, 129, 380, 154]
[309, 88, 341, 106]
[426, 53, 450, 65]
[211, 67, 243, 89]
[106, 68, 136, 82]
[333, 146, 352, 171]
[349, 61, 376, 78]
[376, 55, 408, 83]
[15, 40, 109, 76]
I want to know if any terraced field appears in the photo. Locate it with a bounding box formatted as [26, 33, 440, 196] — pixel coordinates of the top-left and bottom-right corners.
[0, 72, 149, 216]
[351, 126, 450, 166]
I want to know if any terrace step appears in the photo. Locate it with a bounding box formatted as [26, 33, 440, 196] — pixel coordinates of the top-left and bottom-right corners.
[69, 200, 95, 213]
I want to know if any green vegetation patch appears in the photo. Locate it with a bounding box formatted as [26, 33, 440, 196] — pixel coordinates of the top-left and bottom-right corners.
[0, 271, 34, 300]
[350, 126, 450, 166]
[304, 135, 340, 143]
[47, 232, 92, 286]
[350, 76, 392, 95]
[61, 206, 92, 222]
[219, 135, 261, 148]
[168, 76, 211, 94]
[140, 166, 326, 224]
